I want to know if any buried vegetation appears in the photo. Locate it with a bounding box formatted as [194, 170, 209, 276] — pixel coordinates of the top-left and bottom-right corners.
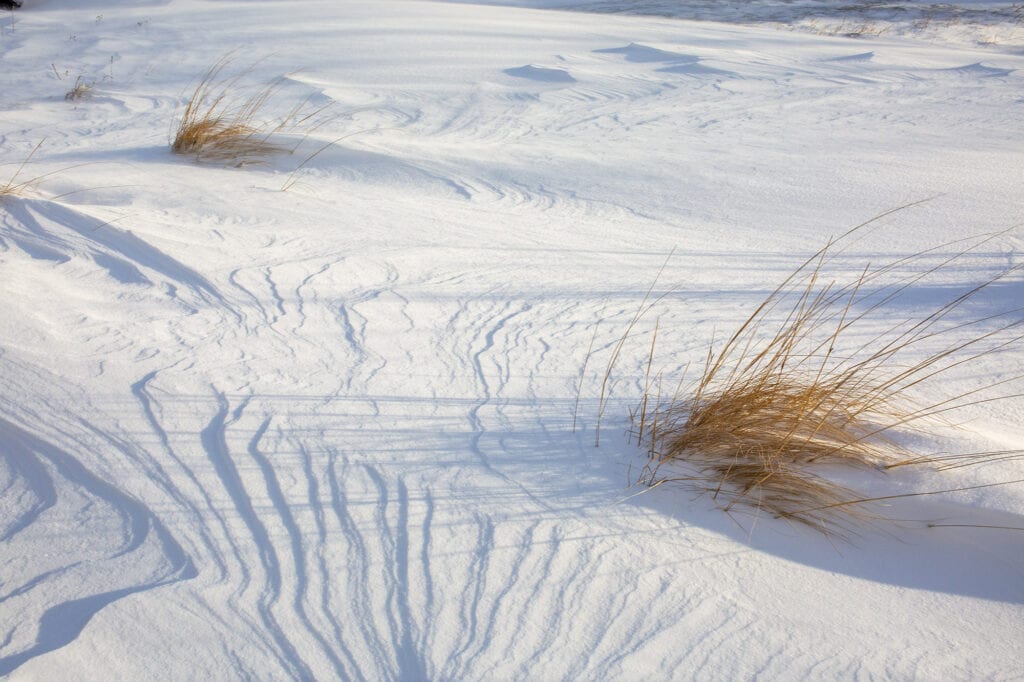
[613, 214, 1024, 535]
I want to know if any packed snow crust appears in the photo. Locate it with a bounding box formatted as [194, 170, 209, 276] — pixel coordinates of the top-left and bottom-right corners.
[1, 0, 1023, 679]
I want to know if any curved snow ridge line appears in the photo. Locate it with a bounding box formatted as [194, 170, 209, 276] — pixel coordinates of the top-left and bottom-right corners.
[197, 393, 321, 680]
[463, 300, 532, 447]
[291, 260, 334, 336]
[321, 461, 591, 679]
[265, 267, 286, 325]
[280, 251, 372, 337]
[0, 417, 194, 677]
[325, 457, 394, 678]
[247, 423, 356, 678]
[130, 382, 297, 675]
[455, 298, 561, 518]
[301, 255, 403, 393]
[374, 157, 563, 213]
[521, 524, 601, 672]
[0, 428, 56, 544]
[483, 522, 567, 673]
[226, 265, 289, 332]
[368, 469, 431, 681]
[336, 289, 386, 392]
[438, 520, 667, 679]
[293, 440, 365, 678]
[132, 370, 235, 580]
[222, 256, 339, 369]
[460, 521, 543, 677]
[420, 92, 536, 144]
[513, 521, 728, 678]
[314, 461, 436, 679]
[166, 402, 454, 679]
[221, 254, 398, 395]
[438, 513, 496, 680]
[406, 164, 567, 213]
[292, 144, 483, 201]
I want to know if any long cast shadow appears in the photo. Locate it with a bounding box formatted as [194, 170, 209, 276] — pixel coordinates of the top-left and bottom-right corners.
[2, 198, 221, 303]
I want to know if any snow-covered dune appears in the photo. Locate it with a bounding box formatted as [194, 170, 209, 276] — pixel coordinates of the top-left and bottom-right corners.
[2, 1, 1022, 678]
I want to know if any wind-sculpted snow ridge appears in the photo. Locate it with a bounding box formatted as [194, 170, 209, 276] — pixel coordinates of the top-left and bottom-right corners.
[1, 0, 1023, 679]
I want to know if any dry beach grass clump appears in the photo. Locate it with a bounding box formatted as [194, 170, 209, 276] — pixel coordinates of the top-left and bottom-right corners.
[621, 215, 1023, 535]
[171, 55, 326, 165]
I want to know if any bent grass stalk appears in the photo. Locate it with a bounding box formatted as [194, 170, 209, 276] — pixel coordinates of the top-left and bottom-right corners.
[572, 301, 605, 434]
[1, 140, 47, 198]
[2, 140, 137, 210]
[279, 127, 384, 192]
[1, 140, 99, 201]
[595, 248, 677, 446]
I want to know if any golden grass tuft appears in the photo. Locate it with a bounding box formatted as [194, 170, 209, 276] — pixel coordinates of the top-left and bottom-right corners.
[627, 214, 1023, 535]
[171, 55, 324, 165]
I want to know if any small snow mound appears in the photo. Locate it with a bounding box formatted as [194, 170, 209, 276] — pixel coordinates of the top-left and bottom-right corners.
[503, 65, 576, 83]
[595, 43, 697, 64]
[657, 62, 731, 77]
[596, 42, 730, 77]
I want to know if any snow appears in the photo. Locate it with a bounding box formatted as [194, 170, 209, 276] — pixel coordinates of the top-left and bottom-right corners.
[1, 0, 1022, 678]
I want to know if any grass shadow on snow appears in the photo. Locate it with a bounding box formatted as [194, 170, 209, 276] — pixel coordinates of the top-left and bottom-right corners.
[618, 469, 1024, 604]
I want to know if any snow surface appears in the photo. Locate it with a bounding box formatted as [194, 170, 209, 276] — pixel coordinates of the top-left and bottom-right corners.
[2, 0, 1023, 678]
